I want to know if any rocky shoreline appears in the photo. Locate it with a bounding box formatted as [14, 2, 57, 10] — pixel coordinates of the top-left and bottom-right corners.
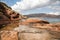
[0, 2, 60, 40]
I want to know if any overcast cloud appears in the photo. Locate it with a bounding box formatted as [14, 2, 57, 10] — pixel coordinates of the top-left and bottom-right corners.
[11, 0, 60, 15]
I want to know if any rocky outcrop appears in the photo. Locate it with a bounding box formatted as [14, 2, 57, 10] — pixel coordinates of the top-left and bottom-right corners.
[21, 18, 49, 25]
[0, 2, 25, 29]
[0, 31, 18, 40]
[0, 2, 20, 29]
[0, 12, 10, 28]
[0, 19, 60, 40]
[0, 24, 60, 40]
[14, 25, 60, 40]
[20, 18, 60, 32]
[0, 2, 21, 21]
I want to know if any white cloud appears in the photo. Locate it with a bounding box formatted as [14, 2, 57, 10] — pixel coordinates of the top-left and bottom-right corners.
[11, 0, 59, 12]
[47, 12, 60, 15]
[48, 1, 60, 11]
[49, 6, 60, 11]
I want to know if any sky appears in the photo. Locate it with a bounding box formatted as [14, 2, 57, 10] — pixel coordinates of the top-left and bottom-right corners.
[0, 0, 60, 15]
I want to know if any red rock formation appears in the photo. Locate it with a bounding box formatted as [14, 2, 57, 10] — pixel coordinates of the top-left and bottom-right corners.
[5, 9, 20, 21]
[0, 2, 23, 29]
[20, 18, 60, 32]
[0, 12, 10, 27]
[21, 18, 49, 25]
[0, 31, 18, 40]
[0, 2, 20, 20]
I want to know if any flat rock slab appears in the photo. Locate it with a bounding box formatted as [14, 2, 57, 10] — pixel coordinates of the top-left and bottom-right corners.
[0, 25, 60, 40]
[0, 31, 18, 40]
[19, 33, 51, 40]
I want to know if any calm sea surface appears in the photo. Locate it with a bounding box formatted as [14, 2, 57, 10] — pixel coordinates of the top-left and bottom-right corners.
[40, 17, 60, 23]
[29, 17, 60, 23]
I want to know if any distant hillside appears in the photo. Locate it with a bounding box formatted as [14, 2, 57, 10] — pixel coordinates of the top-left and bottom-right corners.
[24, 13, 60, 18]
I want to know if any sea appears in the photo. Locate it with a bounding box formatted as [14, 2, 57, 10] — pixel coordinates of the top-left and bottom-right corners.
[28, 17, 60, 23]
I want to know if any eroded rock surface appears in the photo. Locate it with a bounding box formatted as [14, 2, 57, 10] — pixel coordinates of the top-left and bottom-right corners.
[0, 31, 18, 40]
[14, 25, 60, 40]
[0, 2, 25, 30]
[21, 18, 49, 25]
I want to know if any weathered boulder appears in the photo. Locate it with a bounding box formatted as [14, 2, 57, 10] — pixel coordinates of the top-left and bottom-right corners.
[0, 2, 29, 30]
[21, 18, 49, 25]
[0, 2, 24, 30]
[0, 12, 10, 28]
[0, 31, 18, 40]
[14, 25, 60, 40]
[19, 18, 60, 33]
[0, 2, 20, 21]
[32, 23, 60, 32]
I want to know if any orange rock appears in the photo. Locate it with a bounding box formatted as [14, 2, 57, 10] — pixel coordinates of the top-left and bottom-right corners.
[25, 18, 49, 23]
[0, 2, 24, 21]
[21, 18, 49, 25]
[0, 31, 18, 40]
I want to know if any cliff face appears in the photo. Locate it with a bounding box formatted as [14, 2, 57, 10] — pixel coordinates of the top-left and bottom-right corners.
[0, 2, 21, 21]
[0, 12, 10, 27]
[0, 2, 24, 29]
